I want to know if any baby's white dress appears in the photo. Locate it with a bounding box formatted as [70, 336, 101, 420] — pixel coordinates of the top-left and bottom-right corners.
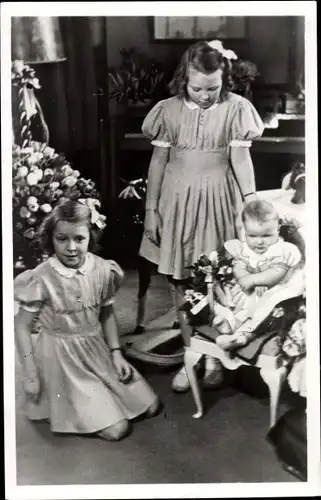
[224, 238, 304, 329]
[14, 253, 158, 434]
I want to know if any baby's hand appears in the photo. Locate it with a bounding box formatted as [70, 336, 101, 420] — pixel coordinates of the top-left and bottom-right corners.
[112, 351, 133, 384]
[255, 286, 268, 297]
[23, 375, 41, 402]
[238, 275, 255, 293]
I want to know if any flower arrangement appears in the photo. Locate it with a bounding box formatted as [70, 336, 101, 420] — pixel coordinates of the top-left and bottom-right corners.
[12, 141, 102, 274]
[108, 48, 166, 105]
[181, 250, 236, 326]
[232, 59, 259, 101]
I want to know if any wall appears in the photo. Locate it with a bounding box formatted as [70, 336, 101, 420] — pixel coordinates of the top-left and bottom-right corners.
[105, 16, 304, 85]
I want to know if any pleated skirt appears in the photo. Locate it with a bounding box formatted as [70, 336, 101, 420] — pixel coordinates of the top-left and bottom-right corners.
[139, 148, 244, 280]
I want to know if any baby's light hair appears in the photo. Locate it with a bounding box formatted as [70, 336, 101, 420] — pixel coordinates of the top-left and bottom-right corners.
[37, 199, 103, 255]
[242, 200, 279, 225]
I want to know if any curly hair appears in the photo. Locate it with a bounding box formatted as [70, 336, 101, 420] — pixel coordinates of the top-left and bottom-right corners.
[168, 41, 234, 101]
[36, 199, 103, 255]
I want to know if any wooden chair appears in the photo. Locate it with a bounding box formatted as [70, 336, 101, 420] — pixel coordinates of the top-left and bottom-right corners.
[184, 188, 305, 429]
[184, 329, 288, 428]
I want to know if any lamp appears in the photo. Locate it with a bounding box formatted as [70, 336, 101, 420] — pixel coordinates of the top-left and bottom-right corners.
[11, 16, 66, 63]
[11, 17, 67, 147]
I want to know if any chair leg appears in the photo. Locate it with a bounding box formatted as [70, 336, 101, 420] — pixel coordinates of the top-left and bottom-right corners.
[260, 365, 287, 428]
[184, 348, 204, 419]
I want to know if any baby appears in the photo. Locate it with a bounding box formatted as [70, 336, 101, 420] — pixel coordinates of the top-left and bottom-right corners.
[213, 199, 303, 350]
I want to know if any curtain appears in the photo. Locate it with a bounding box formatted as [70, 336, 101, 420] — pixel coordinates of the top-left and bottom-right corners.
[12, 17, 107, 185]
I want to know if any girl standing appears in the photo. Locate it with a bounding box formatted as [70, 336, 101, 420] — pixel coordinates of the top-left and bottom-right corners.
[14, 199, 160, 441]
[139, 40, 264, 392]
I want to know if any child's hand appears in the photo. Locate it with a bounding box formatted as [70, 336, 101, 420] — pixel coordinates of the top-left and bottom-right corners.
[23, 374, 40, 402]
[144, 209, 162, 246]
[112, 351, 133, 384]
[255, 286, 268, 297]
[238, 275, 255, 294]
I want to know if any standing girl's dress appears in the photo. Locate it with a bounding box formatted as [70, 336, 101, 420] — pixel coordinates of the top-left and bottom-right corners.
[139, 93, 264, 280]
[14, 253, 158, 434]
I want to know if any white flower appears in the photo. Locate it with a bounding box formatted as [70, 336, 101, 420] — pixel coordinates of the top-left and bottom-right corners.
[49, 181, 60, 190]
[26, 173, 38, 186]
[43, 146, 55, 158]
[12, 60, 25, 75]
[30, 166, 43, 181]
[20, 206, 31, 219]
[272, 307, 285, 318]
[71, 170, 81, 178]
[21, 147, 34, 155]
[36, 169, 43, 181]
[26, 196, 38, 208]
[62, 175, 78, 187]
[61, 165, 74, 177]
[44, 168, 54, 177]
[17, 166, 29, 178]
[209, 250, 218, 265]
[40, 204, 52, 214]
[27, 152, 43, 166]
[29, 203, 39, 213]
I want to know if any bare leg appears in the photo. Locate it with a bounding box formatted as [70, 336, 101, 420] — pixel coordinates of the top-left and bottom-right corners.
[134, 257, 155, 334]
[97, 419, 130, 441]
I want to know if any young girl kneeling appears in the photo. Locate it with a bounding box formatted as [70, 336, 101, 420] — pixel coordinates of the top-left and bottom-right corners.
[14, 199, 160, 441]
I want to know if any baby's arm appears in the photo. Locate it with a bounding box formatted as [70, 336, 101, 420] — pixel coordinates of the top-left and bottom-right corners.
[250, 265, 288, 288]
[14, 309, 40, 400]
[233, 259, 256, 293]
[100, 305, 132, 383]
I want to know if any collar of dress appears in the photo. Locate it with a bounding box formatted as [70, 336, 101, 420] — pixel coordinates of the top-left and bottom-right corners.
[49, 253, 93, 278]
[183, 98, 219, 111]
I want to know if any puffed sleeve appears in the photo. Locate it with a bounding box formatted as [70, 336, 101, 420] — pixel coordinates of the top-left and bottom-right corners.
[101, 260, 125, 307]
[141, 100, 172, 148]
[270, 242, 302, 270]
[224, 239, 244, 259]
[14, 270, 45, 316]
[230, 99, 264, 147]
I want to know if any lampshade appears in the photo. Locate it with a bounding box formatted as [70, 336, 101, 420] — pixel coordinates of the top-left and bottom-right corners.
[11, 17, 66, 63]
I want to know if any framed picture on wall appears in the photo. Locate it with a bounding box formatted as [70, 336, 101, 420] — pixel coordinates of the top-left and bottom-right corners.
[152, 16, 247, 41]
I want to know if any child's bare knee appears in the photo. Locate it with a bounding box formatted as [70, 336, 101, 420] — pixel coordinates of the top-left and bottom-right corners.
[98, 419, 130, 441]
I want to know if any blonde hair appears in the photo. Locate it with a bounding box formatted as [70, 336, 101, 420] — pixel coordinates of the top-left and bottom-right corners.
[242, 200, 279, 225]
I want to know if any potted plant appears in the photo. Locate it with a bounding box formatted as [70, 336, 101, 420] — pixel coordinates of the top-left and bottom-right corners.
[232, 59, 260, 102]
[107, 48, 166, 107]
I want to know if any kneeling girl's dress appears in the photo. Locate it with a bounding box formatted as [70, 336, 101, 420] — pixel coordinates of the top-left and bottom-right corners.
[14, 253, 158, 434]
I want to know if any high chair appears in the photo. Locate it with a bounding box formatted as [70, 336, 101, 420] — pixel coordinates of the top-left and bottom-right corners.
[184, 329, 288, 428]
[184, 188, 305, 429]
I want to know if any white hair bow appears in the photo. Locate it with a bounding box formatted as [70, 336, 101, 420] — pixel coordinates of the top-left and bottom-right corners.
[207, 40, 238, 60]
[78, 198, 107, 229]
